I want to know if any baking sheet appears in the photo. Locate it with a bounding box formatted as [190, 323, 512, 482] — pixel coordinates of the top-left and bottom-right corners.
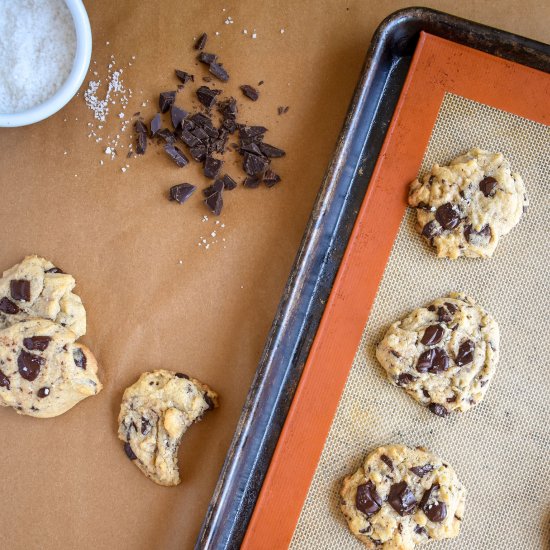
[290, 93, 550, 548]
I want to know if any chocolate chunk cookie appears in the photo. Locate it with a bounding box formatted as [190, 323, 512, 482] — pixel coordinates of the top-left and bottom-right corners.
[341, 445, 466, 549]
[0, 319, 101, 417]
[0, 256, 86, 337]
[376, 293, 499, 416]
[118, 370, 219, 486]
[408, 149, 527, 259]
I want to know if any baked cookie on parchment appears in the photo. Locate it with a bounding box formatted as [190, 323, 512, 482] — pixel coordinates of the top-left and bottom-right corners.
[341, 444, 466, 549]
[376, 293, 499, 416]
[408, 148, 527, 259]
[0, 255, 86, 337]
[0, 319, 101, 417]
[118, 369, 218, 486]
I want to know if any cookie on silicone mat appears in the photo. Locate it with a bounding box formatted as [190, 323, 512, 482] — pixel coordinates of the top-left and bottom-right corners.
[375, 293, 499, 416]
[0, 255, 86, 337]
[341, 444, 466, 549]
[118, 369, 219, 486]
[408, 148, 527, 259]
[0, 319, 101, 418]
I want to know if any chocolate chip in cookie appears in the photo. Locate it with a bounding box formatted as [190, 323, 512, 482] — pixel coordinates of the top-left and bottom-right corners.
[10, 280, 31, 301]
[388, 481, 417, 516]
[18, 350, 44, 381]
[23, 336, 51, 351]
[355, 481, 382, 517]
[0, 297, 19, 314]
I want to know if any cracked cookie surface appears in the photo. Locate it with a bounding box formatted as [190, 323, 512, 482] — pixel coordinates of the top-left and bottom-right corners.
[408, 148, 527, 259]
[341, 445, 466, 549]
[0, 255, 86, 337]
[376, 293, 499, 416]
[0, 319, 101, 417]
[118, 369, 218, 486]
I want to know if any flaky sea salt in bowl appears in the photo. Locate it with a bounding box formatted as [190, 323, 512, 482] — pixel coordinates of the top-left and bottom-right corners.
[0, 0, 91, 127]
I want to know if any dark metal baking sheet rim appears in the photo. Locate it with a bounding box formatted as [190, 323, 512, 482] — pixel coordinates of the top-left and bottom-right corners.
[196, 7, 550, 550]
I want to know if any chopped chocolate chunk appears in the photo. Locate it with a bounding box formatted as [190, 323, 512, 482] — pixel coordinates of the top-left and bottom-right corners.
[157, 128, 176, 144]
[416, 347, 449, 374]
[134, 120, 148, 135]
[140, 417, 150, 435]
[420, 484, 447, 522]
[380, 454, 394, 471]
[179, 129, 201, 148]
[197, 52, 217, 65]
[124, 442, 137, 460]
[414, 525, 428, 536]
[397, 373, 416, 386]
[410, 464, 434, 478]
[175, 372, 189, 379]
[37, 387, 50, 398]
[219, 97, 237, 119]
[204, 393, 215, 410]
[435, 203, 461, 230]
[277, 105, 290, 115]
[355, 480, 382, 517]
[10, 280, 30, 301]
[437, 306, 453, 323]
[202, 124, 219, 139]
[421, 324, 444, 346]
[191, 126, 209, 142]
[164, 144, 189, 167]
[422, 220, 441, 239]
[447, 394, 458, 402]
[243, 152, 269, 176]
[0, 370, 10, 389]
[196, 86, 222, 108]
[150, 113, 161, 137]
[0, 297, 20, 314]
[243, 175, 261, 188]
[427, 305, 436, 312]
[239, 125, 267, 139]
[223, 119, 237, 133]
[456, 339, 475, 366]
[428, 403, 449, 417]
[45, 266, 64, 274]
[205, 189, 223, 216]
[416, 201, 431, 210]
[204, 157, 223, 179]
[23, 336, 51, 351]
[159, 91, 176, 113]
[136, 131, 147, 155]
[391, 350, 401, 358]
[189, 112, 213, 127]
[203, 180, 224, 198]
[479, 176, 497, 197]
[175, 69, 194, 85]
[190, 144, 207, 162]
[263, 169, 281, 188]
[210, 62, 229, 82]
[18, 350, 44, 381]
[169, 183, 196, 204]
[464, 223, 491, 244]
[195, 33, 208, 50]
[258, 80, 264, 86]
[240, 141, 263, 156]
[388, 481, 417, 516]
[445, 302, 457, 314]
[73, 348, 87, 369]
[259, 142, 285, 158]
[221, 174, 237, 190]
[170, 105, 188, 130]
[240, 84, 259, 101]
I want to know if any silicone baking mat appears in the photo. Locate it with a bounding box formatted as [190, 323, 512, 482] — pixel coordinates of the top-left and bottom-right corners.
[290, 92, 550, 549]
[242, 33, 550, 549]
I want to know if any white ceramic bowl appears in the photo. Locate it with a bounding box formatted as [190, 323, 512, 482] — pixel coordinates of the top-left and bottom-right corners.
[0, 0, 92, 127]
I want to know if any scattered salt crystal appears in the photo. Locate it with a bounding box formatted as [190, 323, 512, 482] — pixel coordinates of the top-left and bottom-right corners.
[243, 29, 248, 34]
[104, 147, 112, 154]
[211, 232, 216, 237]
[252, 33, 257, 39]
[178, 260, 183, 264]
[280, 29, 285, 33]
[118, 112, 124, 118]
[106, 41, 110, 45]
[121, 167, 126, 173]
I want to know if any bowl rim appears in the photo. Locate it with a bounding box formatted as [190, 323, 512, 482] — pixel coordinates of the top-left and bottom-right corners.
[0, 0, 92, 128]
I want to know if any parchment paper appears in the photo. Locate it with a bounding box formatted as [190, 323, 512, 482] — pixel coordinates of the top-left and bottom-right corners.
[0, 1, 548, 549]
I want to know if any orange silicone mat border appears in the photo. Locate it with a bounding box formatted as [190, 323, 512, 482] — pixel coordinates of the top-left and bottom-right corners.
[242, 32, 550, 550]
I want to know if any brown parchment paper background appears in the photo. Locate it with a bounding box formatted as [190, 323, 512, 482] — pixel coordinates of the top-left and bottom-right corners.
[0, 2, 548, 549]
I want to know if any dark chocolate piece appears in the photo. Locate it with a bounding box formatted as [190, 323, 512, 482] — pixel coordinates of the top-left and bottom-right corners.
[10, 280, 31, 301]
[397, 373, 416, 386]
[209, 62, 229, 82]
[263, 169, 281, 188]
[191, 126, 209, 142]
[277, 105, 290, 115]
[456, 340, 475, 367]
[37, 387, 50, 398]
[23, 336, 51, 351]
[410, 464, 434, 478]
[141, 417, 150, 435]
[428, 403, 449, 417]
[205, 189, 223, 216]
[388, 481, 417, 516]
[134, 120, 148, 135]
[179, 129, 201, 148]
[45, 266, 64, 274]
[197, 52, 217, 65]
[243, 152, 269, 176]
[240, 141, 263, 156]
[175, 69, 194, 85]
[136, 131, 147, 155]
[73, 348, 87, 369]
[150, 113, 161, 137]
[169, 183, 196, 204]
[204, 157, 223, 179]
[124, 442, 137, 460]
[221, 174, 237, 190]
[435, 202, 461, 230]
[204, 393, 215, 410]
[157, 128, 176, 144]
[0, 370, 10, 390]
[422, 220, 441, 239]
[479, 176, 497, 197]
[239, 125, 267, 139]
[464, 224, 491, 245]
[190, 144, 207, 162]
[416, 348, 449, 374]
[18, 350, 44, 381]
[380, 454, 394, 471]
[195, 33, 208, 50]
[421, 325, 444, 346]
[259, 142, 285, 158]
[164, 144, 189, 167]
[196, 86, 222, 108]
[175, 372, 189, 379]
[240, 84, 259, 101]
[170, 106, 188, 130]
[243, 176, 261, 188]
[355, 480, 382, 517]
[159, 91, 176, 113]
[420, 484, 447, 522]
[203, 180, 224, 197]
[0, 297, 20, 314]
